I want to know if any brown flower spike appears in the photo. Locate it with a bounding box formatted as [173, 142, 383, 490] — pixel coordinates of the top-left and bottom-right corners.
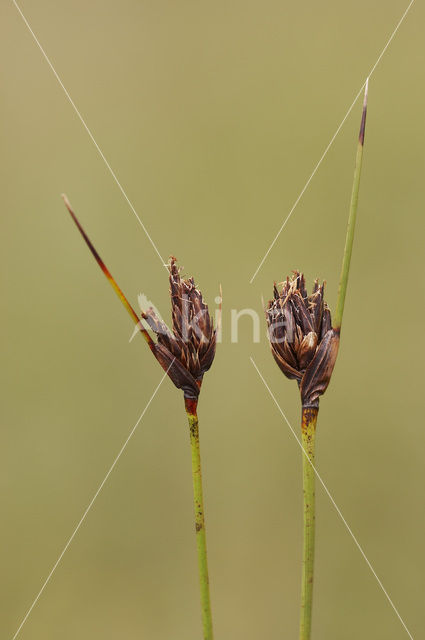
[266, 272, 339, 407]
[143, 258, 217, 400]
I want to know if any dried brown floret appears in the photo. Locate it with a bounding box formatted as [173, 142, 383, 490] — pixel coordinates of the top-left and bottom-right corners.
[266, 272, 339, 407]
[144, 258, 217, 399]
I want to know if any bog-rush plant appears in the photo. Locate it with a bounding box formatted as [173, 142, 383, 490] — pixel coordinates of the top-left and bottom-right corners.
[63, 195, 217, 640]
[266, 80, 369, 640]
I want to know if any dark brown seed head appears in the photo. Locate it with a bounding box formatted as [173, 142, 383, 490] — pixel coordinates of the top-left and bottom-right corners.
[143, 257, 217, 399]
[266, 271, 339, 407]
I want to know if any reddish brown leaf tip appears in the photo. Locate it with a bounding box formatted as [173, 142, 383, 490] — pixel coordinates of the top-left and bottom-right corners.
[62, 194, 153, 346]
[359, 78, 369, 146]
[62, 194, 104, 270]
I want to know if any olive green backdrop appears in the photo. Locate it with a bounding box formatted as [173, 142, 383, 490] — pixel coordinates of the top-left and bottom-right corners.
[1, 1, 424, 638]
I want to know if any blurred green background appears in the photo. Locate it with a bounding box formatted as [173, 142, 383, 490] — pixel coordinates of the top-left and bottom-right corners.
[1, 1, 424, 638]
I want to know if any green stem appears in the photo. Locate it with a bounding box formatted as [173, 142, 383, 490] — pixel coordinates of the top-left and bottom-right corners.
[334, 79, 369, 330]
[186, 403, 214, 640]
[299, 406, 318, 640]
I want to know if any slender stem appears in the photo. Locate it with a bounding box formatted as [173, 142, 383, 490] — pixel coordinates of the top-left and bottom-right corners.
[186, 400, 214, 640]
[334, 79, 369, 330]
[299, 406, 318, 640]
